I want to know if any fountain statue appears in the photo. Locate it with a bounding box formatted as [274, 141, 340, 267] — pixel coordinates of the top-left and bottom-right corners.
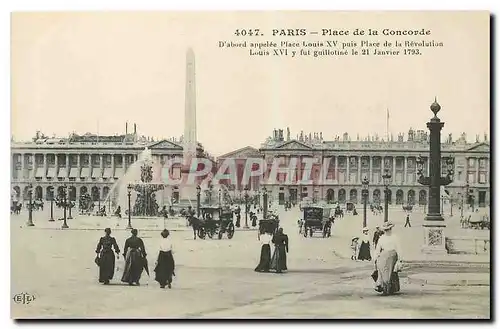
[130, 159, 164, 216]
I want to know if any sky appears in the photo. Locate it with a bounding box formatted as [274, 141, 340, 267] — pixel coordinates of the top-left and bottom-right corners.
[11, 11, 490, 155]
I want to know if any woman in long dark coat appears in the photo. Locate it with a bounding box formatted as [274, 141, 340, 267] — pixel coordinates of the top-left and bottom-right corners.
[154, 229, 175, 289]
[121, 228, 147, 286]
[255, 228, 272, 272]
[270, 228, 289, 273]
[95, 228, 120, 285]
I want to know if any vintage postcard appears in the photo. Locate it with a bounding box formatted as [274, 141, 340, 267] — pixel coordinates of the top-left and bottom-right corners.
[10, 11, 490, 319]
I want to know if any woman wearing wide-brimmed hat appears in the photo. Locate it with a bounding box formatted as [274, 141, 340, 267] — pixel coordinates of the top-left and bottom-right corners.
[358, 227, 372, 261]
[154, 229, 175, 289]
[373, 221, 402, 295]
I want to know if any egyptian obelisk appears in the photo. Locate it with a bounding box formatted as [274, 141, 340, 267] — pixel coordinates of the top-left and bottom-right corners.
[184, 48, 197, 160]
[179, 48, 198, 204]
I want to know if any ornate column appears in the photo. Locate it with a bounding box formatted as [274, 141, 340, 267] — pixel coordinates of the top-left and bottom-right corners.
[123, 154, 127, 172]
[417, 98, 453, 255]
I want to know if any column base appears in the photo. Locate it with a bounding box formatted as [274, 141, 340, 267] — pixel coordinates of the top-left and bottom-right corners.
[421, 220, 448, 255]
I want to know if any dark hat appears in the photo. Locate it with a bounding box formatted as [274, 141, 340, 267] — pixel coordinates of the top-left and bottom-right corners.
[131, 228, 138, 236]
[161, 229, 169, 238]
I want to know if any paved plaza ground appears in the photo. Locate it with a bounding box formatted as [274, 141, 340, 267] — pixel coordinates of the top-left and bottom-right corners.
[11, 206, 490, 319]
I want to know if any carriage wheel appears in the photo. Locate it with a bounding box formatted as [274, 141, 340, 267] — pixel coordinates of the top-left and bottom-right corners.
[218, 230, 223, 240]
[227, 223, 235, 239]
[198, 228, 206, 239]
[207, 229, 214, 239]
[303, 226, 308, 237]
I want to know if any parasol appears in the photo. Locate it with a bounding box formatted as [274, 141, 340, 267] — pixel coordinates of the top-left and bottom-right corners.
[143, 257, 150, 276]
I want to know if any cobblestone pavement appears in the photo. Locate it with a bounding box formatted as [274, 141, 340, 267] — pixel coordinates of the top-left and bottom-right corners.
[10, 206, 490, 319]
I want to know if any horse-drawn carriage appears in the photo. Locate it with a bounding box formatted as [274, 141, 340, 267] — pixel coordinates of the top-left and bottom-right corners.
[195, 206, 235, 240]
[301, 206, 333, 238]
[467, 212, 490, 230]
[258, 212, 280, 239]
[402, 204, 413, 212]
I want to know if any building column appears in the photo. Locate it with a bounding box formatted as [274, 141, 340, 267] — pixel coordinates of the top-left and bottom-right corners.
[20, 153, 25, 180]
[123, 154, 127, 172]
[357, 156, 361, 183]
[100, 153, 104, 182]
[66, 154, 70, 180]
[475, 157, 480, 183]
[392, 157, 396, 183]
[55, 153, 59, 171]
[111, 154, 115, 178]
[403, 156, 408, 184]
[43, 153, 48, 179]
[381, 156, 385, 175]
[88, 154, 93, 181]
[77, 154, 81, 177]
[346, 156, 350, 183]
[333, 156, 337, 182]
[369, 156, 373, 183]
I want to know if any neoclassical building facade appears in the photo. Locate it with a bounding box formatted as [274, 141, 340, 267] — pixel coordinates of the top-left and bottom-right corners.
[10, 131, 214, 206]
[223, 128, 490, 207]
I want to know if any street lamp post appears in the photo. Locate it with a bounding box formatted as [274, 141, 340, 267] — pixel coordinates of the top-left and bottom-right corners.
[49, 191, 54, 222]
[27, 183, 34, 227]
[68, 187, 73, 219]
[450, 196, 453, 217]
[382, 169, 391, 223]
[196, 185, 201, 218]
[416, 98, 454, 254]
[244, 186, 249, 228]
[361, 176, 369, 228]
[127, 184, 133, 229]
[61, 184, 69, 229]
[262, 187, 268, 219]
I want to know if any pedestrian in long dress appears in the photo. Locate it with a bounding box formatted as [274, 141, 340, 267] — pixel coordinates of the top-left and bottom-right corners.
[270, 228, 288, 273]
[121, 228, 147, 286]
[358, 227, 372, 261]
[154, 229, 175, 289]
[255, 228, 272, 272]
[95, 228, 120, 284]
[373, 221, 402, 295]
